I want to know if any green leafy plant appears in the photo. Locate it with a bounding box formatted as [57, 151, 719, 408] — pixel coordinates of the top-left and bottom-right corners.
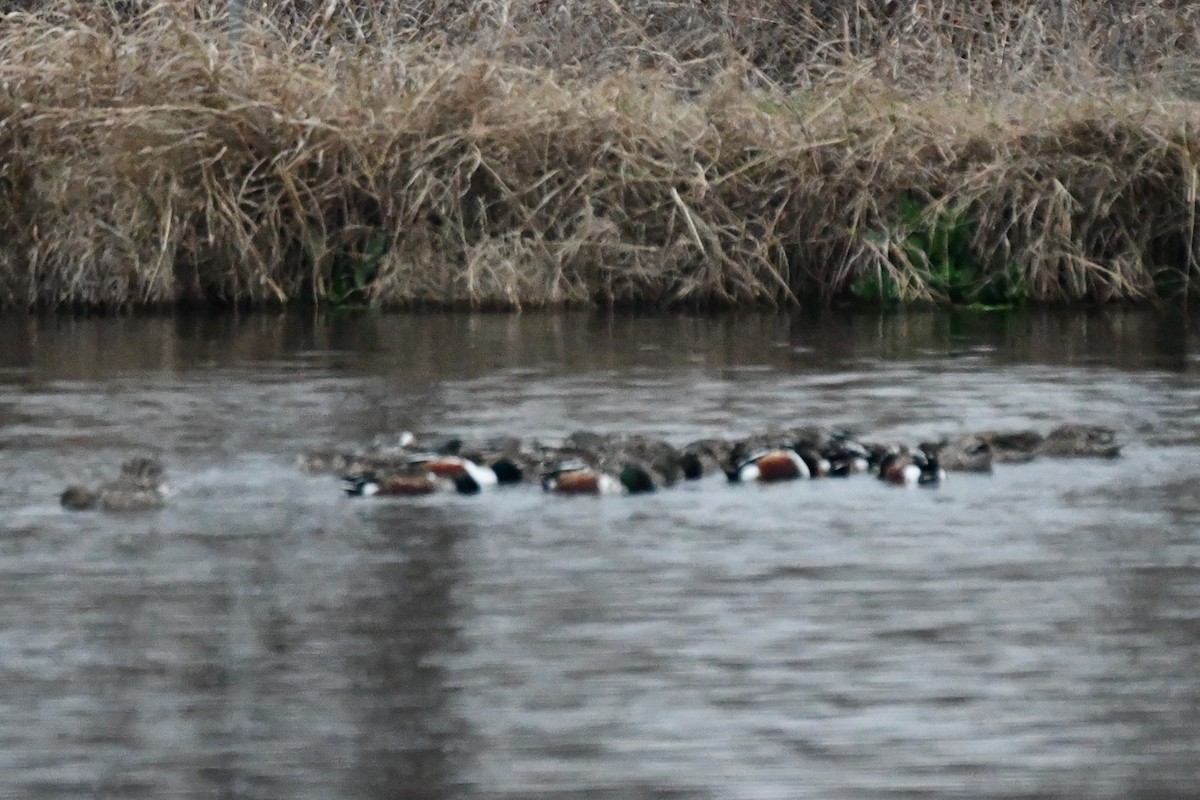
[900, 197, 972, 300]
[894, 197, 1026, 309]
[326, 232, 388, 310]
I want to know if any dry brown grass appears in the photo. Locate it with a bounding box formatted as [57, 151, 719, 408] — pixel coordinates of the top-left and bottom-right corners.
[2, 0, 1200, 309]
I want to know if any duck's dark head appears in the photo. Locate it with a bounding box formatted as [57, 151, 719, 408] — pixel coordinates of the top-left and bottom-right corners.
[918, 452, 945, 485]
[680, 451, 704, 480]
[491, 457, 524, 485]
[619, 464, 656, 495]
[727, 441, 749, 468]
[723, 442, 750, 481]
[436, 437, 463, 456]
[60, 485, 99, 511]
[453, 471, 481, 495]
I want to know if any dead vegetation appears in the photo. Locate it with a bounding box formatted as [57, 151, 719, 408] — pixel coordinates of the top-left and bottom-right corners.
[1, 0, 1200, 309]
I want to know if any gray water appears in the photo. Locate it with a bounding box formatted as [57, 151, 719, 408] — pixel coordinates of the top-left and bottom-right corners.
[1, 310, 1198, 799]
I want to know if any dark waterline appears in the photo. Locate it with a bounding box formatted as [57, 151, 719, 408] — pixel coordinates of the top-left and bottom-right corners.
[1, 308, 1199, 800]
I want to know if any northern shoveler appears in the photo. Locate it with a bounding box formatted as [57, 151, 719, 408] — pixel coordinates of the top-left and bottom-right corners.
[795, 447, 831, 478]
[450, 457, 524, 495]
[329, 432, 465, 478]
[61, 457, 171, 512]
[822, 440, 871, 477]
[415, 455, 522, 487]
[878, 450, 945, 487]
[343, 455, 523, 497]
[342, 472, 450, 497]
[541, 462, 656, 495]
[724, 448, 811, 483]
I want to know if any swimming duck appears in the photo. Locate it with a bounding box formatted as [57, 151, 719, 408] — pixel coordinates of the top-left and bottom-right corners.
[343, 455, 523, 497]
[61, 457, 171, 512]
[312, 432, 471, 480]
[680, 451, 705, 480]
[922, 435, 993, 473]
[822, 440, 871, 477]
[677, 438, 737, 481]
[610, 434, 686, 487]
[724, 448, 811, 483]
[878, 450, 945, 487]
[342, 472, 448, 497]
[1041, 424, 1120, 458]
[417, 454, 522, 484]
[973, 429, 1043, 463]
[448, 457, 524, 494]
[541, 462, 656, 495]
[795, 446, 831, 478]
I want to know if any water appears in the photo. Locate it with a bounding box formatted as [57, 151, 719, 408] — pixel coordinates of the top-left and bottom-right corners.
[1, 309, 1198, 799]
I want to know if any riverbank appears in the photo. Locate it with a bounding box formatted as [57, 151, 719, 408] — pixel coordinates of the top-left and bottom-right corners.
[3, 1, 1200, 310]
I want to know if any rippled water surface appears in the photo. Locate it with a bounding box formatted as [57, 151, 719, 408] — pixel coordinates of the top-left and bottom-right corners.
[2, 310, 1199, 799]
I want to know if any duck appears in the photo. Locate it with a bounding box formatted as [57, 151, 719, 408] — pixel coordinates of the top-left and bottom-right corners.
[608, 434, 687, 487]
[309, 432, 470, 479]
[972, 429, 1043, 463]
[795, 446, 831, 478]
[412, 454, 522, 485]
[342, 471, 449, 497]
[61, 457, 171, 512]
[541, 461, 656, 495]
[677, 438, 736, 481]
[1041, 424, 1120, 458]
[343, 455, 523, 497]
[922, 435, 993, 473]
[822, 441, 871, 477]
[724, 447, 811, 483]
[679, 451, 705, 480]
[445, 456, 524, 495]
[877, 449, 945, 487]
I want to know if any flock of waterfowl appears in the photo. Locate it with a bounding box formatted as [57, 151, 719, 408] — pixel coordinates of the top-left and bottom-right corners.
[300, 423, 1120, 496]
[57, 423, 1120, 512]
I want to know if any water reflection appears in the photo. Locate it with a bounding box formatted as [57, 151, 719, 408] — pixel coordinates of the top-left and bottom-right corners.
[341, 506, 469, 800]
[0, 308, 1199, 799]
[2, 307, 1196, 381]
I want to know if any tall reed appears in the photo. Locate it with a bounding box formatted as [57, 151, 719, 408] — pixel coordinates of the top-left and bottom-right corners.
[2, 0, 1199, 309]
